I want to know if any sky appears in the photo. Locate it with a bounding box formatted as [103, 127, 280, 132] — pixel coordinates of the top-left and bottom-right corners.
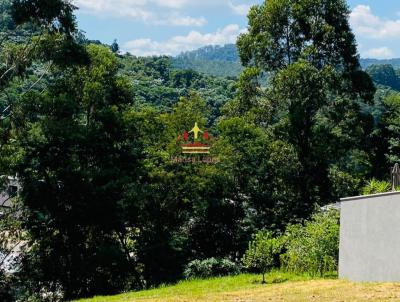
[73, 0, 400, 59]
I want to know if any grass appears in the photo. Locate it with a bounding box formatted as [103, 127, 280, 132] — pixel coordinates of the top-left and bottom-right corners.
[75, 271, 400, 302]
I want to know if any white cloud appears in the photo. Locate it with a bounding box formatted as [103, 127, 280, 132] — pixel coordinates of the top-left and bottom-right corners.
[74, 0, 206, 26]
[157, 15, 207, 27]
[153, 0, 188, 9]
[350, 5, 400, 39]
[75, 0, 153, 21]
[229, 2, 251, 16]
[123, 24, 245, 56]
[363, 47, 395, 59]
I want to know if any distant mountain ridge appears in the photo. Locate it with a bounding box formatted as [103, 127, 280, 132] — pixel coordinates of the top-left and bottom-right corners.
[176, 44, 240, 62]
[360, 58, 400, 70]
[172, 44, 400, 78]
[172, 44, 242, 78]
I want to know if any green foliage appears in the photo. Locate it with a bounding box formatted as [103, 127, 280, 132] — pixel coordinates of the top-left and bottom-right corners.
[366, 64, 400, 91]
[269, 61, 338, 208]
[172, 44, 243, 78]
[0, 0, 87, 90]
[172, 43, 400, 80]
[238, 0, 358, 71]
[177, 45, 240, 62]
[183, 258, 240, 280]
[216, 117, 301, 229]
[242, 231, 282, 283]
[361, 58, 400, 70]
[111, 39, 119, 53]
[361, 179, 391, 195]
[119, 55, 236, 122]
[11, 0, 77, 34]
[111, 93, 250, 288]
[233, 0, 377, 208]
[328, 165, 362, 198]
[383, 94, 400, 164]
[0, 270, 15, 302]
[6, 44, 141, 300]
[172, 59, 242, 78]
[234, 67, 262, 114]
[281, 210, 340, 277]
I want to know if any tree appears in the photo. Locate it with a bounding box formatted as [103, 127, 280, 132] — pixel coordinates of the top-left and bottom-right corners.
[0, 2, 88, 300]
[7, 45, 142, 300]
[216, 117, 301, 230]
[366, 64, 400, 91]
[129, 93, 245, 285]
[237, 0, 375, 103]
[237, 0, 370, 81]
[382, 94, 400, 164]
[0, 0, 86, 89]
[281, 210, 339, 277]
[270, 61, 336, 211]
[234, 0, 376, 214]
[242, 231, 281, 283]
[111, 39, 119, 54]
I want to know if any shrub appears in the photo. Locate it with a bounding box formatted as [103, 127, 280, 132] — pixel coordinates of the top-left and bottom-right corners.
[0, 270, 14, 302]
[183, 257, 240, 280]
[241, 231, 282, 283]
[361, 179, 391, 195]
[281, 210, 339, 277]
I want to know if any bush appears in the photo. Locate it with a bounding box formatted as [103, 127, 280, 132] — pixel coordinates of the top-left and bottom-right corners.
[361, 179, 391, 195]
[183, 258, 240, 280]
[242, 231, 282, 283]
[281, 210, 339, 277]
[0, 270, 14, 302]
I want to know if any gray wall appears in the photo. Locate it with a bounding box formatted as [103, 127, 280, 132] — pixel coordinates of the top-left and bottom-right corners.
[339, 191, 400, 282]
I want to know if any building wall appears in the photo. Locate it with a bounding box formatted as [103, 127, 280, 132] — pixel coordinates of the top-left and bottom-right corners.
[339, 191, 400, 281]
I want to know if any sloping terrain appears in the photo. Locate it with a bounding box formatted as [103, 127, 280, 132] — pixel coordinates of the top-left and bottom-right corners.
[75, 272, 400, 302]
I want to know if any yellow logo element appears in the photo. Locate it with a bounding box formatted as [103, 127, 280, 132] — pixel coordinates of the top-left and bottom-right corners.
[180, 122, 210, 154]
[172, 122, 219, 163]
[189, 122, 203, 140]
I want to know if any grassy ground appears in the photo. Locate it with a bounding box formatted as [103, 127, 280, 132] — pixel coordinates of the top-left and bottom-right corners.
[75, 271, 400, 302]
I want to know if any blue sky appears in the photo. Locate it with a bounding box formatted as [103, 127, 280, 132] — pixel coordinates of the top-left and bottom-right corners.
[74, 0, 400, 58]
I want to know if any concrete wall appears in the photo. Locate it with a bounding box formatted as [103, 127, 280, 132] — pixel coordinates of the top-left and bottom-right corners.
[339, 191, 400, 282]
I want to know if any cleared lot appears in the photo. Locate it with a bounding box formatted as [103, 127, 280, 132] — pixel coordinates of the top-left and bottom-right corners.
[75, 272, 400, 302]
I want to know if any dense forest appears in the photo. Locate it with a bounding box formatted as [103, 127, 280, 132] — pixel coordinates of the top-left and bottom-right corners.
[172, 44, 243, 78]
[120, 55, 237, 123]
[173, 44, 400, 78]
[1, 0, 400, 301]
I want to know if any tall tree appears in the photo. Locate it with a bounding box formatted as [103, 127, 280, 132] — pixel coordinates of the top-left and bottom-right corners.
[237, 0, 374, 98]
[1, 0, 86, 89]
[1, 2, 88, 300]
[382, 94, 400, 165]
[6, 45, 140, 300]
[234, 0, 376, 217]
[111, 39, 119, 54]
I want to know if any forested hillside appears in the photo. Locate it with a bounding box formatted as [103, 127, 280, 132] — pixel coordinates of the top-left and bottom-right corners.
[361, 58, 400, 69]
[172, 45, 243, 78]
[120, 55, 236, 122]
[173, 44, 400, 78]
